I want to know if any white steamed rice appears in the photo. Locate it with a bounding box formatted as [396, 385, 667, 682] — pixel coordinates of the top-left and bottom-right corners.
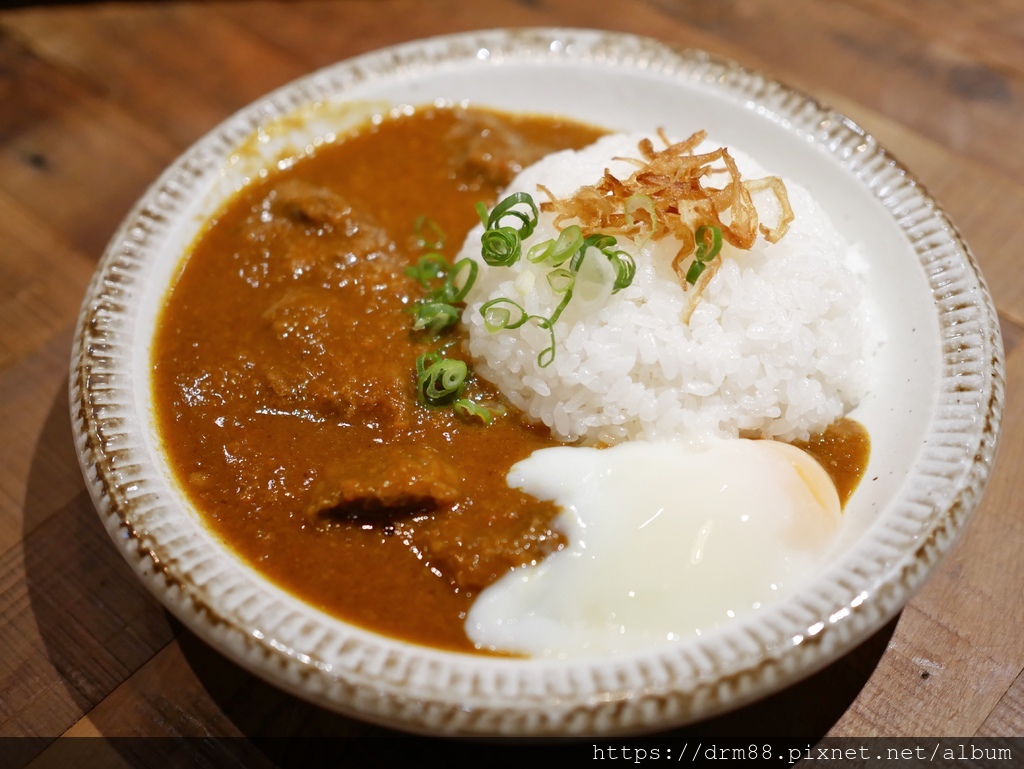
[458, 132, 873, 445]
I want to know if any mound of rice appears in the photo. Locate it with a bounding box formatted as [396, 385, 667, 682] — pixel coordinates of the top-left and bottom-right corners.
[458, 132, 872, 445]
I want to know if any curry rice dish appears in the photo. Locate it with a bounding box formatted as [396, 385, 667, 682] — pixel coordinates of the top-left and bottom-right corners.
[152, 106, 870, 654]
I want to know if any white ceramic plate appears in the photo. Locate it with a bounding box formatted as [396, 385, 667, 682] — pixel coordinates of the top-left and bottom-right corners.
[71, 29, 1004, 735]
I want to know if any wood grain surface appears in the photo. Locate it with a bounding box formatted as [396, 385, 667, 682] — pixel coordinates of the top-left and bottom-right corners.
[1, 0, 1021, 763]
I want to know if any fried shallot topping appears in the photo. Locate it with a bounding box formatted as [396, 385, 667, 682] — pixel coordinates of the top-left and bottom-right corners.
[538, 130, 794, 321]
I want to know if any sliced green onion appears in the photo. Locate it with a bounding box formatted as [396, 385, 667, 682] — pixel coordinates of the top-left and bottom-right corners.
[411, 301, 460, 333]
[685, 225, 723, 285]
[482, 304, 511, 332]
[413, 215, 446, 250]
[481, 298, 531, 331]
[546, 267, 575, 294]
[473, 194, 643, 368]
[694, 224, 723, 263]
[416, 354, 468, 406]
[475, 201, 490, 228]
[573, 234, 635, 292]
[405, 252, 449, 287]
[477, 223, 641, 367]
[526, 224, 583, 266]
[405, 218, 493, 425]
[480, 226, 522, 267]
[542, 268, 574, 327]
[525, 240, 549, 263]
[453, 398, 501, 425]
[536, 329, 558, 369]
[478, 192, 539, 267]
[443, 258, 478, 303]
[685, 259, 707, 284]
[407, 252, 479, 338]
[416, 349, 444, 376]
[485, 192, 538, 238]
[608, 250, 636, 291]
[551, 225, 584, 266]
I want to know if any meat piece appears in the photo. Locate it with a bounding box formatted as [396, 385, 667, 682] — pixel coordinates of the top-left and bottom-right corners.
[233, 179, 396, 284]
[411, 501, 565, 593]
[261, 364, 413, 429]
[446, 110, 558, 190]
[257, 285, 414, 429]
[305, 445, 463, 517]
[269, 178, 371, 234]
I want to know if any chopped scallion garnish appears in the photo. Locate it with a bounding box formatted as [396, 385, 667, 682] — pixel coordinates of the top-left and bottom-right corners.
[413, 215, 446, 251]
[406, 218, 497, 425]
[476, 192, 538, 266]
[411, 301, 461, 333]
[453, 398, 503, 425]
[684, 225, 723, 284]
[526, 224, 583, 266]
[446, 258, 478, 303]
[406, 252, 449, 287]
[416, 353, 467, 407]
[481, 298, 528, 332]
[475, 192, 637, 367]
[407, 252, 479, 334]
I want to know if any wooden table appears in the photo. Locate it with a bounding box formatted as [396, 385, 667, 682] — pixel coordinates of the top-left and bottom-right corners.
[2, 0, 1021, 763]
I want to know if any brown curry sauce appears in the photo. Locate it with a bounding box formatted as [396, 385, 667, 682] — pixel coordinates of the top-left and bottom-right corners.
[152, 106, 869, 653]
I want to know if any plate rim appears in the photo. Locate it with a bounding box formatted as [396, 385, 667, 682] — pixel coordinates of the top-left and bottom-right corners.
[69, 27, 1005, 736]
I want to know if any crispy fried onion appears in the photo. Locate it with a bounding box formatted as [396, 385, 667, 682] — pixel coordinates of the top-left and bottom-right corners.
[538, 130, 793, 321]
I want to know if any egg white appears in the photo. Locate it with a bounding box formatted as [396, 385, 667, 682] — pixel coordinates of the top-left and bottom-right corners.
[465, 438, 840, 658]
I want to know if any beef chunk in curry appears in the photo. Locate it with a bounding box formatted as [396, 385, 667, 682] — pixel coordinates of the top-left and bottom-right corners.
[305, 444, 462, 516]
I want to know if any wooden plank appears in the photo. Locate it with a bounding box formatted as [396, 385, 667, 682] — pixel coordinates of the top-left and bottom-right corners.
[210, 0, 550, 70]
[977, 668, 1024, 736]
[58, 631, 370, 740]
[0, 193, 94, 370]
[902, 340, 1024, 731]
[0, 29, 176, 260]
[0, 330, 90, 551]
[999, 313, 1023, 358]
[845, 0, 1024, 79]
[0, 485, 174, 741]
[831, 603, 1013, 736]
[4, 3, 308, 150]
[211, 0, 765, 79]
[25, 738, 142, 769]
